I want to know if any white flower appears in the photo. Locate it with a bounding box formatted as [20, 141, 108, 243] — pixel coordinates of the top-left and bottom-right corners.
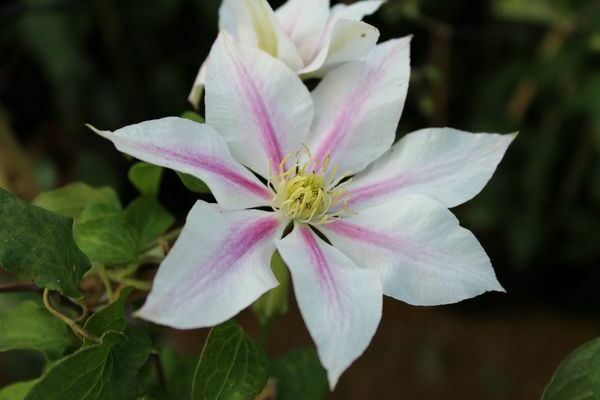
[91, 34, 515, 388]
[188, 0, 385, 108]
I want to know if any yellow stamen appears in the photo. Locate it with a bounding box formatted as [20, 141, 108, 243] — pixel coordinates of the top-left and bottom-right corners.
[269, 148, 353, 224]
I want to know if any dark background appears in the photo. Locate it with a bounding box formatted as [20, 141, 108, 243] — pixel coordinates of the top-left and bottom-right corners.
[1, 0, 599, 398]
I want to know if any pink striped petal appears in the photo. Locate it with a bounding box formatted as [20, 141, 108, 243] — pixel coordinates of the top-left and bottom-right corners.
[89, 117, 272, 210]
[319, 195, 504, 306]
[305, 37, 411, 174]
[347, 128, 517, 210]
[276, 224, 382, 388]
[136, 201, 285, 329]
[205, 34, 314, 178]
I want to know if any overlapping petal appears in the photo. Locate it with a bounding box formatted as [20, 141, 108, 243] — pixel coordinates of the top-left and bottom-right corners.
[136, 201, 285, 329]
[299, 0, 384, 76]
[305, 37, 411, 174]
[275, 0, 330, 64]
[89, 117, 272, 210]
[205, 34, 314, 178]
[346, 128, 517, 210]
[320, 195, 505, 306]
[276, 224, 382, 388]
[219, 0, 303, 70]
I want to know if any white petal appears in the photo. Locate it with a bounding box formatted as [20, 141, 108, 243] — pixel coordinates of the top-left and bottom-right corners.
[320, 195, 505, 306]
[89, 117, 272, 210]
[305, 37, 411, 174]
[187, 59, 208, 109]
[205, 34, 314, 178]
[219, 0, 303, 71]
[136, 201, 285, 329]
[276, 224, 382, 388]
[329, 0, 385, 21]
[275, 0, 330, 65]
[299, 20, 379, 77]
[347, 128, 517, 210]
[300, 0, 384, 75]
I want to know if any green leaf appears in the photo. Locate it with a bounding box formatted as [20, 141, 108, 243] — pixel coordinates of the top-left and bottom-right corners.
[125, 196, 174, 248]
[0, 301, 74, 358]
[25, 328, 152, 400]
[74, 212, 138, 266]
[542, 337, 600, 400]
[33, 182, 121, 221]
[0, 380, 38, 400]
[181, 111, 205, 123]
[252, 251, 289, 324]
[79, 203, 121, 223]
[0, 188, 91, 298]
[177, 172, 211, 194]
[192, 320, 268, 400]
[270, 348, 328, 400]
[128, 162, 163, 196]
[84, 287, 134, 340]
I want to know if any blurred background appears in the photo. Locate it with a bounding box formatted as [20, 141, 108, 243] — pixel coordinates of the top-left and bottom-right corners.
[0, 0, 599, 398]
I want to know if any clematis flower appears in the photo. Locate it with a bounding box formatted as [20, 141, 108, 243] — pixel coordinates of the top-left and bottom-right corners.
[188, 0, 384, 108]
[91, 34, 515, 387]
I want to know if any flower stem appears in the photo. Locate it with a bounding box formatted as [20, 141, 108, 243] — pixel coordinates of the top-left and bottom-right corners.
[43, 289, 100, 343]
[97, 264, 115, 303]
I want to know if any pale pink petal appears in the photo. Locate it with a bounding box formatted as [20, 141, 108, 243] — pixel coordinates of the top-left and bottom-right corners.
[276, 224, 382, 388]
[136, 201, 285, 329]
[219, 0, 303, 71]
[347, 129, 517, 210]
[305, 37, 411, 174]
[205, 34, 314, 178]
[300, 0, 384, 76]
[320, 195, 504, 306]
[187, 59, 208, 109]
[275, 0, 330, 65]
[89, 117, 272, 210]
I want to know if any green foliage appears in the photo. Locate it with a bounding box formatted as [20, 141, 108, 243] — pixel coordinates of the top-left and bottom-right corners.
[128, 163, 164, 196]
[270, 348, 328, 400]
[0, 301, 74, 359]
[252, 251, 289, 325]
[542, 337, 600, 400]
[192, 321, 268, 400]
[24, 328, 152, 400]
[74, 212, 139, 266]
[23, 287, 151, 400]
[33, 182, 121, 221]
[0, 188, 91, 298]
[83, 287, 134, 340]
[125, 196, 174, 249]
[181, 111, 205, 124]
[0, 380, 38, 400]
[177, 172, 211, 194]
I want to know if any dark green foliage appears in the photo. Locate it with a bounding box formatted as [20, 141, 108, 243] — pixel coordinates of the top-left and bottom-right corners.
[0, 189, 91, 298]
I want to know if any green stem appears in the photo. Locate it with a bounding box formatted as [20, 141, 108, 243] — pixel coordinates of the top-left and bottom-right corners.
[139, 227, 182, 253]
[43, 289, 100, 343]
[97, 264, 115, 303]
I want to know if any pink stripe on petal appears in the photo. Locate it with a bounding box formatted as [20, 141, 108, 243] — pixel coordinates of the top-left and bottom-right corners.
[136, 142, 272, 200]
[311, 43, 399, 167]
[300, 226, 338, 302]
[175, 215, 280, 303]
[326, 219, 427, 261]
[228, 48, 284, 167]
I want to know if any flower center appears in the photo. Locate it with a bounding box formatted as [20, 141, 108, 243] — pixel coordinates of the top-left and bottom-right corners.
[269, 149, 352, 224]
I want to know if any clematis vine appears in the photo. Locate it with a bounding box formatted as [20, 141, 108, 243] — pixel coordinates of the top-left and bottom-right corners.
[188, 0, 384, 108]
[91, 33, 515, 387]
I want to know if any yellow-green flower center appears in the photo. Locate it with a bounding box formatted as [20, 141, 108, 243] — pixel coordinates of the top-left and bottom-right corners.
[269, 150, 351, 224]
